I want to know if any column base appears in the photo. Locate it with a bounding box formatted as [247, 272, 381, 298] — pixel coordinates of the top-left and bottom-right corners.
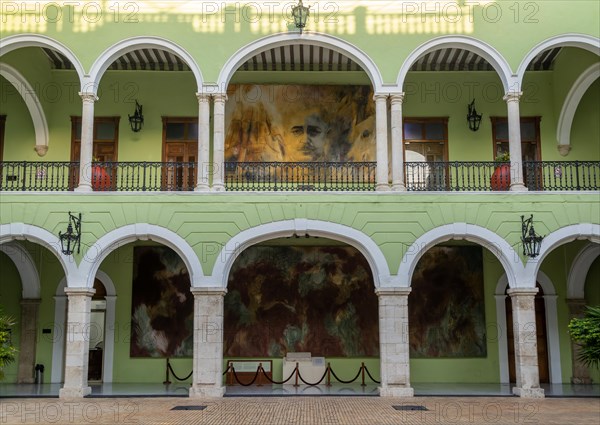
[571, 377, 593, 384]
[194, 184, 210, 192]
[512, 387, 545, 398]
[509, 183, 528, 192]
[189, 385, 225, 398]
[391, 183, 406, 192]
[376, 184, 391, 192]
[211, 184, 226, 192]
[378, 385, 414, 397]
[59, 386, 91, 398]
[74, 185, 93, 193]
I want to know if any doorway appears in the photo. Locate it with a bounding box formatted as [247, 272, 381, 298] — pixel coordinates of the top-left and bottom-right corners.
[162, 117, 197, 190]
[88, 279, 107, 382]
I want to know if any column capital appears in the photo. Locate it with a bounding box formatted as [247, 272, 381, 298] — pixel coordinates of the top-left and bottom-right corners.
[191, 287, 227, 297]
[373, 93, 389, 102]
[213, 93, 228, 103]
[196, 92, 212, 103]
[64, 287, 96, 297]
[390, 93, 405, 105]
[503, 91, 523, 103]
[79, 92, 98, 103]
[375, 287, 411, 297]
[507, 287, 538, 297]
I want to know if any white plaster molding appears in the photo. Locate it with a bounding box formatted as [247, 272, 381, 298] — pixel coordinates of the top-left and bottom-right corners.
[0, 34, 85, 87]
[216, 32, 384, 92]
[0, 223, 78, 282]
[88, 37, 203, 93]
[567, 243, 600, 299]
[516, 34, 600, 87]
[398, 223, 522, 289]
[557, 144, 572, 156]
[0, 63, 50, 152]
[209, 220, 390, 289]
[524, 224, 600, 284]
[397, 35, 512, 92]
[556, 63, 600, 148]
[0, 242, 40, 299]
[79, 224, 204, 289]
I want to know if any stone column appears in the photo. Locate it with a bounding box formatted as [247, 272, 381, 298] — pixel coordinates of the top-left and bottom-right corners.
[195, 93, 211, 192]
[75, 92, 98, 192]
[567, 299, 592, 384]
[212, 94, 227, 191]
[189, 287, 226, 398]
[17, 299, 41, 383]
[374, 93, 390, 191]
[390, 93, 406, 191]
[376, 288, 413, 397]
[504, 91, 527, 192]
[507, 288, 544, 398]
[59, 287, 95, 398]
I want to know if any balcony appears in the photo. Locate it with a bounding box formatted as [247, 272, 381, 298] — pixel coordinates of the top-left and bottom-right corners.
[0, 161, 598, 192]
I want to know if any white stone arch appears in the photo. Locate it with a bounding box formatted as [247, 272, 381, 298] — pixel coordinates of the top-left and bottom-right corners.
[0, 63, 50, 155]
[79, 223, 204, 289]
[216, 32, 384, 92]
[567, 243, 600, 299]
[495, 271, 562, 384]
[396, 36, 513, 92]
[397, 223, 522, 288]
[208, 219, 391, 289]
[50, 271, 117, 384]
[524, 224, 600, 284]
[556, 63, 600, 148]
[88, 37, 203, 94]
[0, 34, 85, 87]
[0, 242, 40, 299]
[0, 223, 78, 282]
[516, 34, 600, 87]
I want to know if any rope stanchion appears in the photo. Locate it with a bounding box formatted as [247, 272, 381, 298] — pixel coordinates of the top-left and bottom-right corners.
[329, 366, 362, 384]
[326, 363, 331, 386]
[363, 365, 381, 384]
[167, 360, 193, 381]
[294, 362, 299, 387]
[361, 362, 366, 387]
[163, 358, 171, 385]
[257, 365, 297, 385]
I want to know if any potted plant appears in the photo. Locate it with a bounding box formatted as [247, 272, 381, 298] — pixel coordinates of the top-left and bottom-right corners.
[0, 310, 17, 381]
[491, 152, 511, 191]
[91, 156, 112, 191]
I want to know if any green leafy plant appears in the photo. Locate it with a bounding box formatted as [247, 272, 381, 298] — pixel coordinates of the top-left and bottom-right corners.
[0, 310, 17, 381]
[495, 151, 510, 162]
[569, 305, 600, 369]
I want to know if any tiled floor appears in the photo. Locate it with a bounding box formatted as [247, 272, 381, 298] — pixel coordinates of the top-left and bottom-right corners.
[0, 396, 599, 424]
[1, 383, 598, 398]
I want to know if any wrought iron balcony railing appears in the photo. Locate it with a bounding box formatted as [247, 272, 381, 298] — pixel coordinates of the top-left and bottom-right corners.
[0, 160, 598, 192]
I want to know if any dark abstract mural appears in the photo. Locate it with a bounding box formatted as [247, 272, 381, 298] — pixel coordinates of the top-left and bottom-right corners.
[224, 85, 375, 163]
[224, 246, 379, 357]
[409, 246, 487, 358]
[130, 246, 193, 358]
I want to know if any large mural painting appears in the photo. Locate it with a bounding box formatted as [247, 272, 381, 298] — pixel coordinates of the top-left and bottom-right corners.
[224, 246, 379, 357]
[409, 246, 487, 358]
[130, 246, 193, 358]
[224, 85, 375, 163]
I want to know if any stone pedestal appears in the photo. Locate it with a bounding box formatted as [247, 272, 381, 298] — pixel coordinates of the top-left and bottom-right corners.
[59, 288, 95, 398]
[17, 299, 41, 383]
[189, 288, 226, 398]
[507, 288, 544, 398]
[567, 299, 592, 384]
[376, 288, 414, 397]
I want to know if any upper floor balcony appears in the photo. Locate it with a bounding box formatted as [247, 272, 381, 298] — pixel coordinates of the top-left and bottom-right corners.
[1, 159, 598, 192]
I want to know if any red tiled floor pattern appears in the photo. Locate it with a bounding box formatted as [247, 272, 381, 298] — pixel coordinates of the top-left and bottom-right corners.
[0, 397, 599, 425]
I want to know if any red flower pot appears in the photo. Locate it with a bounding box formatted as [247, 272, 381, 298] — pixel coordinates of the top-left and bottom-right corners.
[491, 164, 511, 191]
[92, 165, 112, 191]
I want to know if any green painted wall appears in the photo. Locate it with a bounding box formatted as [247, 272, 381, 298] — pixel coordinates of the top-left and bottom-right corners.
[1, 2, 598, 81]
